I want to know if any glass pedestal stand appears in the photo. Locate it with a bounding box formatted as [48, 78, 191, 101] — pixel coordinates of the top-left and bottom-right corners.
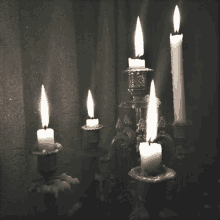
[128, 165, 176, 219]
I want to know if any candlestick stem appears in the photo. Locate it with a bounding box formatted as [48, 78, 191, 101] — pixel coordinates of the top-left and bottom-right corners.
[135, 107, 142, 127]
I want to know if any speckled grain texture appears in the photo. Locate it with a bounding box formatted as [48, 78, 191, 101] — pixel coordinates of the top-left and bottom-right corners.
[0, 0, 82, 216]
[0, 0, 218, 218]
[0, 0, 27, 216]
[95, 0, 117, 151]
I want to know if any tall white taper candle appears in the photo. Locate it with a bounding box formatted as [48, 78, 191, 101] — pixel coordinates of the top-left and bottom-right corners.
[170, 5, 186, 124]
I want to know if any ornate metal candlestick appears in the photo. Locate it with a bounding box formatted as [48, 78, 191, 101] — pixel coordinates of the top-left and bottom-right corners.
[128, 165, 176, 219]
[101, 64, 195, 213]
[81, 124, 103, 152]
[98, 68, 156, 203]
[32, 143, 63, 182]
[121, 68, 154, 124]
[81, 124, 108, 203]
[30, 144, 82, 217]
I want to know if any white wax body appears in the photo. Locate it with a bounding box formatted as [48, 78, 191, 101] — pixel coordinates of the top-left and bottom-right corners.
[86, 118, 99, 127]
[128, 58, 145, 69]
[139, 142, 162, 173]
[37, 128, 54, 151]
[170, 34, 186, 124]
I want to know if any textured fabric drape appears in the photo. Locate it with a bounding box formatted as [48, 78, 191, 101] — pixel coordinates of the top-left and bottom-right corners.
[0, 0, 26, 216]
[0, 0, 218, 217]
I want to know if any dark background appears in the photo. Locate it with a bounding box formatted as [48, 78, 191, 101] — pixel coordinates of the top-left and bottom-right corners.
[0, 0, 218, 216]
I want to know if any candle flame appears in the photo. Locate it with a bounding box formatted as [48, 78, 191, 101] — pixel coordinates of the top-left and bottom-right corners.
[146, 80, 158, 142]
[173, 5, 180, 33]
[87, 90, 94, 118]
[40, 85, 49, 128]
[135, 16, 144, 57]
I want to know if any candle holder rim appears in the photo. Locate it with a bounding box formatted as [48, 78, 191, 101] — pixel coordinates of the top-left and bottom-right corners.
[32, 143, 63, 155]
[128, 165, 176, 183]
[171, 120, 192, 126]
[81, 124, 104, 130]
[123, 67, 154, 73]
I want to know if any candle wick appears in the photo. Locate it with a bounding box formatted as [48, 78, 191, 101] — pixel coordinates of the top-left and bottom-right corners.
[44, 126, 47, 130]
[148, 138, 152, 145]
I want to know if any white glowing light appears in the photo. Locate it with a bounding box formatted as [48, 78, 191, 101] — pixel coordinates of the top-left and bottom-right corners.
[40, 85, 49, 127]
[135, 16, 144, 57]
[173, 5, 180, 33]
[87, 90, 94, 118]
[146, 80, 158, 142]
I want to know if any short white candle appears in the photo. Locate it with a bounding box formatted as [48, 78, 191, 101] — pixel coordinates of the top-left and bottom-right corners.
[170, 5, 186, 124]
[128, 16, 145, 69]
[128, 58, 145, 69]
[37, 128, 54, 148]
[86, 118, 99, 127]
[37, 85, 55, 151]
[139, 142, 162, 174]
[86, 90, 99, 127]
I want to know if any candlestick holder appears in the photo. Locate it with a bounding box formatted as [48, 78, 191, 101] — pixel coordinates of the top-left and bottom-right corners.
[32, 143, 63, 182]
[128, 165, 176, 219]
[81, 124, 103, 152]
[81, 124, 108, 204]
[124, 68, 153, 99]
[122, 68, 154, 124]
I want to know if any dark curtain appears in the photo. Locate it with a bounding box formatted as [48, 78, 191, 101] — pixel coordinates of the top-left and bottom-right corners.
[0, 0, 218, 216]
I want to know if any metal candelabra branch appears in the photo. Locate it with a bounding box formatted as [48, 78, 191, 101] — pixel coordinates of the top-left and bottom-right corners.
[153, 117, 195, 165]
[103, 66, 196, 207]
[121, 67, 195, 164]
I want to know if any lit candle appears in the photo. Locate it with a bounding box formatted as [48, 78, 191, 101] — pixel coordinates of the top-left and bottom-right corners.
[139, 80, 162, 175]
[86, 90, 99, 127]
[139, 142, 162, 175]
[37, 85, 55, 151]
[170, 5, 186, 124]
[128, 16, 145, 69]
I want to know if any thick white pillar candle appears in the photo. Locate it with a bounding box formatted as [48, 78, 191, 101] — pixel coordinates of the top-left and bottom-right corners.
[170, 6, 186, 124]
[37, 85, 55, 151]
[139, 142, 162, 174]
[128, 16, 145, 69]
[86, 90, 99, 127]
[37, 128, 54, 150]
